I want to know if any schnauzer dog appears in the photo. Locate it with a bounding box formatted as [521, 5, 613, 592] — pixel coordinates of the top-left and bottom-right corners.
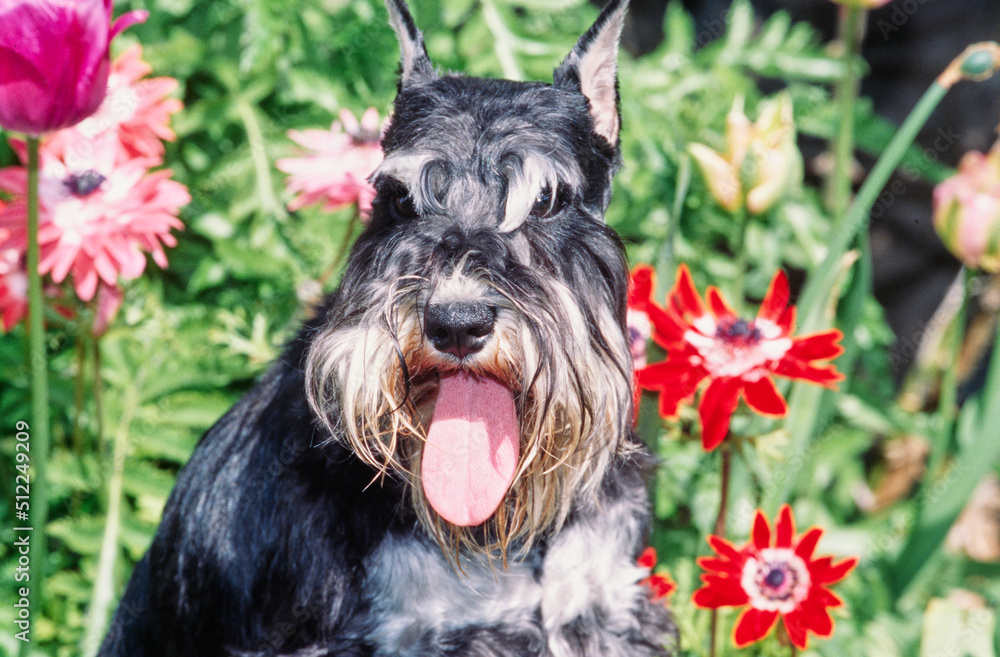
[99, 1, 676, 655]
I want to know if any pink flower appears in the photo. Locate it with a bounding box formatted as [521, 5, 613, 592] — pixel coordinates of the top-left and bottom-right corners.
[47, 45, 182, 163]
[933, 142, 1000, 273]
[276, 107, 386, 216]
[0, 0, 148, 135]
[0, 241, 28, 332]
[0, 136, 189, 302]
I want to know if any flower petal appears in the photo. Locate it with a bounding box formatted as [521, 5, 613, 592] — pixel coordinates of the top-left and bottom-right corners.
[637, 546, 657, 569]
[707, 534, 746, 562]
[775, 504, 795, 548]
[741, 376, 788, 417]
[638, 359, 708, 419]
[781, 606, 811, 649]
[698, 376, 741, 451]
[815, 556, 858, 586]
[671, 264, 706, 320]
[628, 264, 655, 309]
[706, 286, 737, 319]
[732, 608, 779, 648]
[757, 269, 791, 323]
[786, 330, 845, 362]
[794, 527, 824, 561]
[692, 574, 750, 608]
[772, 357, 845, 388]
[752, 509, 771, 550]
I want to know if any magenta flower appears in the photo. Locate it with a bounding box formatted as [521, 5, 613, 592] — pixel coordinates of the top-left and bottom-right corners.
[0, 0, 147, 135]
[0, 136, 189, 302]
[47, 45, 182, 163]
[276, 107, 386, 217]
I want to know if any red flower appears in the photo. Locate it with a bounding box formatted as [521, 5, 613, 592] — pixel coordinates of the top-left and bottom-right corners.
[692, 505, 857, 650]
[635, 264, 844, 451]
[627, 265, 655, 370]
[637, 547, 676, 602]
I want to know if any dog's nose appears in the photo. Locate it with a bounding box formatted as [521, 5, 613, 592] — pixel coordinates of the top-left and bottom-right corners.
[424, 302, 497, 358]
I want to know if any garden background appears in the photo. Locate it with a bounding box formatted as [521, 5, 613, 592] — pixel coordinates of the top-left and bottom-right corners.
[2, 0, 1000, 655]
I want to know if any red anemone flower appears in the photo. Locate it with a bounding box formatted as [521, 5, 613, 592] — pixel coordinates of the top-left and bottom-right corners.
[637, 547, 676, 602]
[634, 264, 844, 451]
[692, 505, 858, 650]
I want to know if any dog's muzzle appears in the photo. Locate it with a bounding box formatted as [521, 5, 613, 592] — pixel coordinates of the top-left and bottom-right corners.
[424, 302, 497, 359]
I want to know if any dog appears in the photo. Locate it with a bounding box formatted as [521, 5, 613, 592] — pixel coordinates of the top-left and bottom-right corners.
[99, 1, 676, 655]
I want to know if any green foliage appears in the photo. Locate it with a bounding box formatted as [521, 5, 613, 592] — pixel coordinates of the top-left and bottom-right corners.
[1, 1, 997, 656]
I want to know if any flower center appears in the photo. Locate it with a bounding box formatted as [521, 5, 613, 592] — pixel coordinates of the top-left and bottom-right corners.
[64, 170, 106, 197]
[740, 548, 811, 614]
[715, 317, 762, 345]
[764, 567, 786, 588]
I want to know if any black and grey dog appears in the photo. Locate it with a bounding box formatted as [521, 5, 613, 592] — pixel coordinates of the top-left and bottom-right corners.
[99, 1, 675, 655]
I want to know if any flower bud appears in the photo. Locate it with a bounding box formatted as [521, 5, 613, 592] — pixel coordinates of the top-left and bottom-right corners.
[689, 93, 800, 215]
[933, 143, 1000, 273]
[0, 0, 147, 135]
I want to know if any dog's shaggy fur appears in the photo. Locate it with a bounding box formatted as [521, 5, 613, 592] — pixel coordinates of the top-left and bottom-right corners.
[99, 1, 676, 655]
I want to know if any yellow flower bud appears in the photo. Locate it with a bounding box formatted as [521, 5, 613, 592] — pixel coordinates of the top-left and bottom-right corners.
[689, 93, 801, 215]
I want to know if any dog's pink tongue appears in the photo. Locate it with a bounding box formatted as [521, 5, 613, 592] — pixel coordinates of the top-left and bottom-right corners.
[421, 372, 519, 527]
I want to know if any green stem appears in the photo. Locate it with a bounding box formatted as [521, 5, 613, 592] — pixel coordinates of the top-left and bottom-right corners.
[708, 445, 732, 657]
[73, 332, 87, 454]
[797, 80, 949, 335]
[235, 98, 284, 220]
[731, 207, 750, 313]
[81, 359, 143, 657]
[890, 311, 1000, 597]
[481, 0, 523, 81]
[928, 268, 970, 478]
[21, 136, 50, 657]
[825, 5, 866, 216]
[656, 154, 691, 295]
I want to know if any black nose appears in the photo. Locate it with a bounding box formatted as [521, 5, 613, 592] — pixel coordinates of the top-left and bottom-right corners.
[424, 302, 497, 358]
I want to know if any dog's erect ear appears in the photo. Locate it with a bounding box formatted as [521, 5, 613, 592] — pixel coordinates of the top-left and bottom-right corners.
[554, 0, 628, 146]
[385, 0, 435, 90]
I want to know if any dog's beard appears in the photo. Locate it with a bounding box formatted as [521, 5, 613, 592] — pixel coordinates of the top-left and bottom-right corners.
[304, 275, 635, 559]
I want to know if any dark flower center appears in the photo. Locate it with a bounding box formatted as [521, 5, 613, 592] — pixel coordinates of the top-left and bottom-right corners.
[764, 567, 786, 588]
[715, 317, 762, 345]
[64, 170, 106, 197]
[755, 560, 797, 601]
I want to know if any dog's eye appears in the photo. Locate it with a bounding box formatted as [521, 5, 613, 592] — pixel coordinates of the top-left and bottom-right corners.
[530, 184, 568, 219]
[390, 186, 419, 219]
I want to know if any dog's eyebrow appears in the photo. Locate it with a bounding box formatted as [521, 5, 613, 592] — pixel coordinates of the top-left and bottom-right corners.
[499, 152, 580, 233]
[371, 152, 451, 214]
[370, 152, 433, 189]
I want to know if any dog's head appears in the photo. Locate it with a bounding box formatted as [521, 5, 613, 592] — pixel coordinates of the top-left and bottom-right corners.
[306, 0, 634, 555]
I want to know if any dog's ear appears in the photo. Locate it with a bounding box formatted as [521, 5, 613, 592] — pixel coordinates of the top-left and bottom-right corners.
[554, 0, 628, 146]
[385, 0, 435, 90]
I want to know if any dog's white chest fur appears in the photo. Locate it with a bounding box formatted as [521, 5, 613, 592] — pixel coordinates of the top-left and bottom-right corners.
[364, 497, 650, 656]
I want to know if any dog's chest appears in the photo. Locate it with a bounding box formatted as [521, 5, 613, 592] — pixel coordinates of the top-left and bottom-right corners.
[363, 505, 648, 656]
